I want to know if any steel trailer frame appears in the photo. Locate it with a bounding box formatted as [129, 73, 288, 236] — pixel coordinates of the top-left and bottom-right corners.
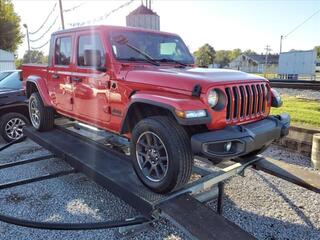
[0, 121, 318, 239]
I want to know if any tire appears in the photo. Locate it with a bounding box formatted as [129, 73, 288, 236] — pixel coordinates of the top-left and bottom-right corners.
[29, 92, 54, 131]
[0, 112, 30, 143]
[131, 116, 193, 193]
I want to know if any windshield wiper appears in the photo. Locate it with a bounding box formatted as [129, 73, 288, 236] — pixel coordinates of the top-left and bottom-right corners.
[157, 58, 188, 67]
[114, 35, 159, 66]
[121, 57, 157, 64]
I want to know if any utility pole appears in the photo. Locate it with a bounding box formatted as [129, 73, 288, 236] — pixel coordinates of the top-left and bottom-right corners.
[58, 0, 65, 30]
[264, 45, 272, 77]
[280, 35, 283, 53]
[23, 24, 31, 63]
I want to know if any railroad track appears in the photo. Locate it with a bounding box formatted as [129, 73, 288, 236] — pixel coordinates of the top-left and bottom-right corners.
[269, 79, 320, 90]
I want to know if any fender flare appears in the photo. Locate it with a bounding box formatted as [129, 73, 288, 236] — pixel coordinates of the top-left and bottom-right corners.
[26, 76, 52, 107]
[120, 93, 211, 134]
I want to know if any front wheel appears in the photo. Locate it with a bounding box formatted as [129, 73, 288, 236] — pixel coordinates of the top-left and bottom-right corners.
[29, 92, 54, 131]
[131, 116, 193, 193]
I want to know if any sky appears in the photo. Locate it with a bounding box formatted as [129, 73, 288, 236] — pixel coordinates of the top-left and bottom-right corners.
[12, 0, 320, 58]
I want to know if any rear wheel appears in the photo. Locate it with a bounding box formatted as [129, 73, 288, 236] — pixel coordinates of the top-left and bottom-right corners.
[131, 116, 193, 193]
[0, 112, 29, 142]
[29, 92, 54, 131]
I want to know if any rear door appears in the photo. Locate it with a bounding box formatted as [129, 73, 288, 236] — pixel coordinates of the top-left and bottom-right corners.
[47, 34, 74, 112]
[72, 32, 111, 123]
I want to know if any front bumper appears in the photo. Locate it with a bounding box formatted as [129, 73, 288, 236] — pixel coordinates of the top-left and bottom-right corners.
[191, 113, 290, 159]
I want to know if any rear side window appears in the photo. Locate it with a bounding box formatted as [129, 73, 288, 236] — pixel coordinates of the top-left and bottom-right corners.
[55, 37, 72, 66]
[78, 34, 105, 67]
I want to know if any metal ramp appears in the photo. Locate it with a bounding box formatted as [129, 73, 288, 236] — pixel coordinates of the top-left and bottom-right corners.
[23, 126, 255, 239]
[0, 123, 317, 239]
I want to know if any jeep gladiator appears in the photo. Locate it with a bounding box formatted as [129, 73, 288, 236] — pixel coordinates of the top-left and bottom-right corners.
[22, 25, 290, 193]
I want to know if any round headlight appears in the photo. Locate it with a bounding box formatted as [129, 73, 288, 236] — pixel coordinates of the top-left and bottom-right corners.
[208, 89, 219, 108]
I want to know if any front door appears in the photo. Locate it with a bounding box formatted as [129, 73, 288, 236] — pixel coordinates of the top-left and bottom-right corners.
[72, 32, 111, 124]
[48, 35, 74, 112]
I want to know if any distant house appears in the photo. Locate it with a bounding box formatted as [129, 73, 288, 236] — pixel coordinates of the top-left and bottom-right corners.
[229, 54, 279, 73]
[0, 49, 16, 71]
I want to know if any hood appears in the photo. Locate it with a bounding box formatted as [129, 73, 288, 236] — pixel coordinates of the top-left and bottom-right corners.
[125, 67, 267, 93]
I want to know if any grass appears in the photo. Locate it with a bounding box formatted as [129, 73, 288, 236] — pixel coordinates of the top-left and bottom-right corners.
[271, 96, 320, 128]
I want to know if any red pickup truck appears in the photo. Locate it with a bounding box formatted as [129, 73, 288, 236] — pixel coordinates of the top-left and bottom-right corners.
[22, 25, 290, 193]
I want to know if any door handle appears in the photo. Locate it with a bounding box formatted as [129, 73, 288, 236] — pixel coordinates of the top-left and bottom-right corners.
[71, 76, 82, 82]
[52, 74, 60, 79]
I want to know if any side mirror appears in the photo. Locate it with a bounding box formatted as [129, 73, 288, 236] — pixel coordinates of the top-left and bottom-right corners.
[19, 71, 23, 81]
[83, 49, 106, 72]
[83, 49, 101, 67]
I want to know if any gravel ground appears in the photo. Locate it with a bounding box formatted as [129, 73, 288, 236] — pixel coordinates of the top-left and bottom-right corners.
[275, 88, 320, 101]
[0, 137, 319, 240]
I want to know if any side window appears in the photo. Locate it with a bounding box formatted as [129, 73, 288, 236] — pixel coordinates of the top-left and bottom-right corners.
[55, 37, 72, 66]
[78, 34, 105, 67]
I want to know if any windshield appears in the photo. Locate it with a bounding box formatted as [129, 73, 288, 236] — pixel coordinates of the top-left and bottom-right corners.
[0, 72, 22, 89]
[109, 31, 194, 65]
[0, 71, 13, 81]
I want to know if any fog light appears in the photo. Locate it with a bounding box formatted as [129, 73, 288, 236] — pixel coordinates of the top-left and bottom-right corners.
[224, 142, 232, 152]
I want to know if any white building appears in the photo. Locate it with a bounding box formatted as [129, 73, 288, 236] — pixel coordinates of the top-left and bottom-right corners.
[278, 50, 317, 76]
[229, 54, 279, 73]
[0, 49, 16, 71]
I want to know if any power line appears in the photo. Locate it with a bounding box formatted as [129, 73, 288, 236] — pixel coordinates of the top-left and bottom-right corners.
[31, 39, 51, 50]
[30, 27, 61, 50]
[63, 3, 85, 13]
[30, 16, 59, 43]
[284, 8, 320, 38]
[69, 0, 135, 27]
[29, 3, 57, 35]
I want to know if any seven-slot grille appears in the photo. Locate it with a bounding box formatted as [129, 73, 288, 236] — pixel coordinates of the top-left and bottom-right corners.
[225, 83, 268, 122]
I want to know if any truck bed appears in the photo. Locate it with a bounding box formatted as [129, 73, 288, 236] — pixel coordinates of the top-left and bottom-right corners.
[22, 64, 49, 82]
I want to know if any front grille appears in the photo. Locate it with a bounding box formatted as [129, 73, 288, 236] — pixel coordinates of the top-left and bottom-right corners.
[225, 83, 268, 122]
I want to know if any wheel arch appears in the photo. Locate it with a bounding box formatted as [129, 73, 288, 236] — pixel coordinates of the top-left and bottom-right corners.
[120, 99, 177, 134]
[26, 76, 52, 107]
[0, 104, 29, 120]
[120, 92, 212, 134]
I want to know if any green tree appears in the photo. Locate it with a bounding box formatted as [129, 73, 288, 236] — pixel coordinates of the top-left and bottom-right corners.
[215, 50, 230, 68]
[22, 50, 47, 64]
[242, 49, 257, 55]
[0, 0, 24, 52]
[193, 44, 216, 67]
[15, 58, 23, 68]
[314, 46, 320, 58]
[229, 48, 242, 61]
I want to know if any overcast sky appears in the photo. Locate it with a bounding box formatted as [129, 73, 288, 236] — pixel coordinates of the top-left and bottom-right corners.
[13, 0, 320, 58]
